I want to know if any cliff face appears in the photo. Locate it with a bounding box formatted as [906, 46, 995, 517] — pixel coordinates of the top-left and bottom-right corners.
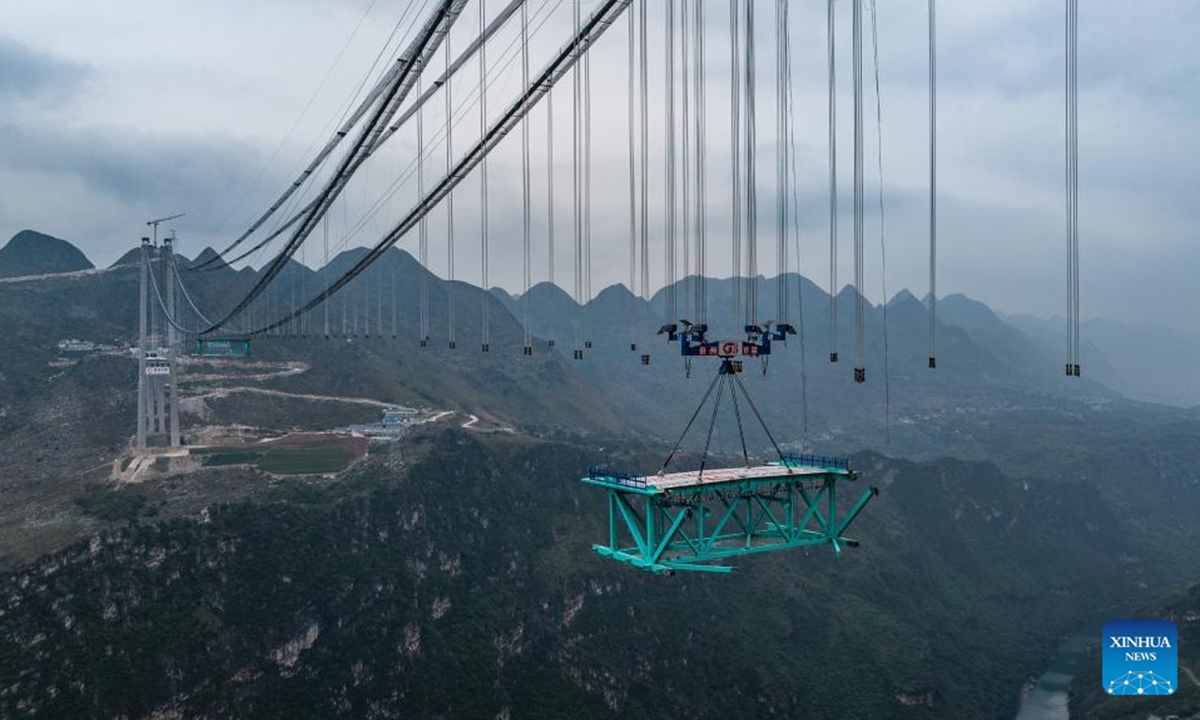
[0, 431, 1152, 719]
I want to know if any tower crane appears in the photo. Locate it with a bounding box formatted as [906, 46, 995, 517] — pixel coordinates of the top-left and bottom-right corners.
[147, 213, 185, 245]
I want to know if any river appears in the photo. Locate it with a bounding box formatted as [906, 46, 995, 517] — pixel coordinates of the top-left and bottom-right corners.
[1016, 634, 1095, 720]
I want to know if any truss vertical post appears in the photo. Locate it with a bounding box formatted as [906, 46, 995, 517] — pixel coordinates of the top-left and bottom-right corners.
[612, 492, 649, 557]
[786, 483, 795, 535]
[645, 494, 656, 550]
[828, 478, 837, 541]
[608, 490, 618, 550]
[828, 478, 842, 554]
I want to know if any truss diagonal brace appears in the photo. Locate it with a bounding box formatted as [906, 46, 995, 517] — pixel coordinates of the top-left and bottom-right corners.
[838, 486, 879, 537]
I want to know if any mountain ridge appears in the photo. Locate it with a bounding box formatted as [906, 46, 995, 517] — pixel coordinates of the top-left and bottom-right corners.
[0, 230, 94, 278]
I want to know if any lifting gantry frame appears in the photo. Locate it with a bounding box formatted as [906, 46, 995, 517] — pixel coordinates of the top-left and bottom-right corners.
[581, 355, 878, 574]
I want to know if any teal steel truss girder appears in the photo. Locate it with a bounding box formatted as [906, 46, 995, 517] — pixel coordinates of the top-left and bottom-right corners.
[588, 472, 879, 574]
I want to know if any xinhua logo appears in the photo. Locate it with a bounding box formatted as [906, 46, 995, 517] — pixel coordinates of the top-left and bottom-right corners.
[1102, 619, 1178, 696]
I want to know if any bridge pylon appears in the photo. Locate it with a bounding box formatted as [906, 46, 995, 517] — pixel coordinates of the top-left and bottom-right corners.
[135, 236, 181, 451]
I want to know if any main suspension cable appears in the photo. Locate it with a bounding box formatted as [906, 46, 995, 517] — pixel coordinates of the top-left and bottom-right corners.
[309, 2, 556, 289]
[254, 0, 633, 337]
[372, 0, 531, 151]
[298, 0, 565, 289]
[146, 256, 201, 335]
[206, 0, 536, 275]
[201, 0, 440, 276]
[202, 1, 463, 332]
[170, 254, 213, 326]
[197, 0, 420, 269]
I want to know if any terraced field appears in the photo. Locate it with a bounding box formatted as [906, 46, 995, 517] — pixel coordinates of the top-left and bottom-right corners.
[193, 434, 367, 475]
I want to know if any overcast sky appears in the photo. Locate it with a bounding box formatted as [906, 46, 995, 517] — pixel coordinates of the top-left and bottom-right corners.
[1, 0, 1196, 333]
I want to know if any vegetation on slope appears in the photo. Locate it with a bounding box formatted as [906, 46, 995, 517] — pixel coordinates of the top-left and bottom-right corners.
[0, 431, 1157, 719]
[0, 230, 94, 278]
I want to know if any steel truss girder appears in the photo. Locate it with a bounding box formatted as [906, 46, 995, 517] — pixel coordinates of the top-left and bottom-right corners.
[592, 475, 878, 574]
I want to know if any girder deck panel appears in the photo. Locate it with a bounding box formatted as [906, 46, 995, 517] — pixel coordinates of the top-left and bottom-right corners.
[647, 464, 845, 491]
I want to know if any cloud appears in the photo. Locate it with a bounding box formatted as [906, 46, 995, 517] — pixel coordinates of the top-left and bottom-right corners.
[0, 0, 1196, 335]
[0, 122, 260, 212]
[0, 35, 90, 102]
[0, 122, 269, 263]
